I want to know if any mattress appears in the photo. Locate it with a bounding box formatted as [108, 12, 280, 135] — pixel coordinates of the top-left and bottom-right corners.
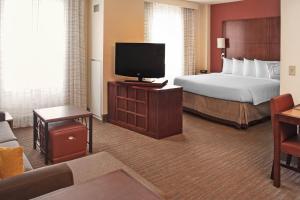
[174, 73, 280, 105]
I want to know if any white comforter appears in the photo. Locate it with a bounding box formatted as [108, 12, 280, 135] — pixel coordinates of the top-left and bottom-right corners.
[174, 73, 280, 105]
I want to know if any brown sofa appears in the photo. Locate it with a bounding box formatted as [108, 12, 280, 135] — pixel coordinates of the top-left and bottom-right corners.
[0, 152, 164, 200]
[0, 120, 33, 171]
[0, 113, 164, 199]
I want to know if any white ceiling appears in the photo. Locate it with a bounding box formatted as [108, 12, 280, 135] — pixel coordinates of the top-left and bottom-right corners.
[187, 0, 241, 4]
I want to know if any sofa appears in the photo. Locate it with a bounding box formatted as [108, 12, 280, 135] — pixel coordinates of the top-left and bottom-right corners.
[0, 152, 164, 200]
[0, 114, 164, 200]
[0, 119, 33, 171]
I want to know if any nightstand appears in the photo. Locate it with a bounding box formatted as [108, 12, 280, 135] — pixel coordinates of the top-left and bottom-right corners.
[197, 70, 209, 75]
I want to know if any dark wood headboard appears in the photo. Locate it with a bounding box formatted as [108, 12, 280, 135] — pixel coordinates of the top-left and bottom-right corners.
[223, 17, 280, 61]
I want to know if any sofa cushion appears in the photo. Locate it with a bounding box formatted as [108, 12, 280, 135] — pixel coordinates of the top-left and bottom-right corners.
[0, 122, 17, 143]
[0, 141, 33, 171]
[0, 163, 73, 200]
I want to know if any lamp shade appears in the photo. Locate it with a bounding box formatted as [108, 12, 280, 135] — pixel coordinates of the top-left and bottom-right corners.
[217, 38, 225, 49]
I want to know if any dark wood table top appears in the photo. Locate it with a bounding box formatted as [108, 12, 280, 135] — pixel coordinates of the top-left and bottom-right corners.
[278, 106, 300, 124]
[33, 105, 92, 123]
[35, 170, 163, 200]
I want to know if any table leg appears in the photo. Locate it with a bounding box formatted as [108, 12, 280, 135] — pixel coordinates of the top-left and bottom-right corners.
[273, 121, 281, 187]
[33, 112, 37, 149]
[89, 115, 93, 153]
[44, 122, 49, 165]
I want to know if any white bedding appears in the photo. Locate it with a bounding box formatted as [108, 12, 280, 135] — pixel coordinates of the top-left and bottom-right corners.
[174, 73, 280, 105]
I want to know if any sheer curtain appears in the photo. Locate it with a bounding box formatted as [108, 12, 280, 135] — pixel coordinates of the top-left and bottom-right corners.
[0, 0, 87, 127]
[65, 0, 87, 108]
[145, 2, 184, 83]
[183, 8, 197, 75]
[145, 2, 197, 83]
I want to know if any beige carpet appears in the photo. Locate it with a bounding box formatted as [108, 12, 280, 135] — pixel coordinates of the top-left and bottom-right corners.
[14, 113, 300, 200]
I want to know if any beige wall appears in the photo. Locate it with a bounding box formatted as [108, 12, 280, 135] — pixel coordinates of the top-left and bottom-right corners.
[99, 0, 210, 114]
[280, 0, 300, 104]
[102, 0, 145, 114]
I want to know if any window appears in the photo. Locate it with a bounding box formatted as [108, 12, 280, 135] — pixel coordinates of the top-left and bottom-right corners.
[145, 2, 196, 83]
[0, 0, 67, 127]
[0, 0, 66, 92]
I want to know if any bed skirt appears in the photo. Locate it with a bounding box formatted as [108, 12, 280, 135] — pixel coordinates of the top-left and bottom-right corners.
[183, 92, 270, 129]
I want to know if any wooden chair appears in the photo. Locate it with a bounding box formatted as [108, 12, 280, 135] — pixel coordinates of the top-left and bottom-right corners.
[270, 94, 300, 187]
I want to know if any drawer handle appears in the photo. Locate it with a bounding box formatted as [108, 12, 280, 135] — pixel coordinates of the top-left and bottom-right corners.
[68, 136, 76, 140]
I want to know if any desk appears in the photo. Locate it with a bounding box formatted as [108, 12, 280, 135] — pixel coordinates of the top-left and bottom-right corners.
[274, 106, 300, 187]
[33, 106, 93, 164]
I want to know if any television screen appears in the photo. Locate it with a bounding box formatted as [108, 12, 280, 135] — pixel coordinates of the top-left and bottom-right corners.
[115, 43, 165, 80]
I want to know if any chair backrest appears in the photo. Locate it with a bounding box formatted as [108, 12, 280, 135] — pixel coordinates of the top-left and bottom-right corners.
[270, 94, 297, 142]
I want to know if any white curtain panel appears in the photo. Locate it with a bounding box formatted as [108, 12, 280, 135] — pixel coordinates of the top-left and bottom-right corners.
[0, 0, 87, 127]
[183, 8, 197, 75]
[145, 2, 184, 84]
[65, 0, 87, 109]
[144, 2, 197, 83]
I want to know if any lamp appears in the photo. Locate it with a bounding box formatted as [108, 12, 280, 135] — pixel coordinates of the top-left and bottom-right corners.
[217, 38, 226, 58]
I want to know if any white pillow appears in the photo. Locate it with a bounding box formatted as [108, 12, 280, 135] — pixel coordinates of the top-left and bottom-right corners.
[232, 58, 244, 76]
[254, 59, 270, 79]
[243, 58, 256, 77]
[222, 58, 233, 74]
[267, 61, 280, 79]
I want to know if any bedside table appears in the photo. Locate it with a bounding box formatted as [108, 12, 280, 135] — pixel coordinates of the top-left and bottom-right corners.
[197, 70, 209, 75]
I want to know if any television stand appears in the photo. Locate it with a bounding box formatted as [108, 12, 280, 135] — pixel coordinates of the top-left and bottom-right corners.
[120, 79, 168, 88]
[108, 81, 183, 139]
[125, 76, 147, 82]
[124, 80, 153, 83]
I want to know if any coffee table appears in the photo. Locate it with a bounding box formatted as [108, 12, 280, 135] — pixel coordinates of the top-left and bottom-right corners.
[33, 106, 93, 164]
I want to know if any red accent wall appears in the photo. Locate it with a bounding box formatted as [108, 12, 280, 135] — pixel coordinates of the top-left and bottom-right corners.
[210, 0, 280, 72]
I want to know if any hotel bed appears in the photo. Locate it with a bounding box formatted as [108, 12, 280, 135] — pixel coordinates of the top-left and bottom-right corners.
[175, 16, 281, 128]
[174, 73, 280, 128]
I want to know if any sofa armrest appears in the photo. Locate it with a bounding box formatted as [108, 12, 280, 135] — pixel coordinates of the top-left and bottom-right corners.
[66, 152, 166, 199]
[0, 163, 74, 200]
[0, 112, 5, 122]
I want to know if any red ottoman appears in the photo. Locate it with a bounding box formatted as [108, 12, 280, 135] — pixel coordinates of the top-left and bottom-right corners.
[47, 121, 87, 164]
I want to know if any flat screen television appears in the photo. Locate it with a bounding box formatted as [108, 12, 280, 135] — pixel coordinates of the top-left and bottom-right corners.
[115, 43, 165, 81]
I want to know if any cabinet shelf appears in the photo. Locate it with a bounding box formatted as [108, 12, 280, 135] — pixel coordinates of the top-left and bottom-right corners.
[116, 108, 146, 118]
[116, 96, 146, 104]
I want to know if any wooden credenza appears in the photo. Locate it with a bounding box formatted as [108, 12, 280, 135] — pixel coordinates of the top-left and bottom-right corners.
[108, 81, 182, 139]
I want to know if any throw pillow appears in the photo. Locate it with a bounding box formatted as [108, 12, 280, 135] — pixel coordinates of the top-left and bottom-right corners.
[0, 147, 24, 179]
[267, 61, 280, 79]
